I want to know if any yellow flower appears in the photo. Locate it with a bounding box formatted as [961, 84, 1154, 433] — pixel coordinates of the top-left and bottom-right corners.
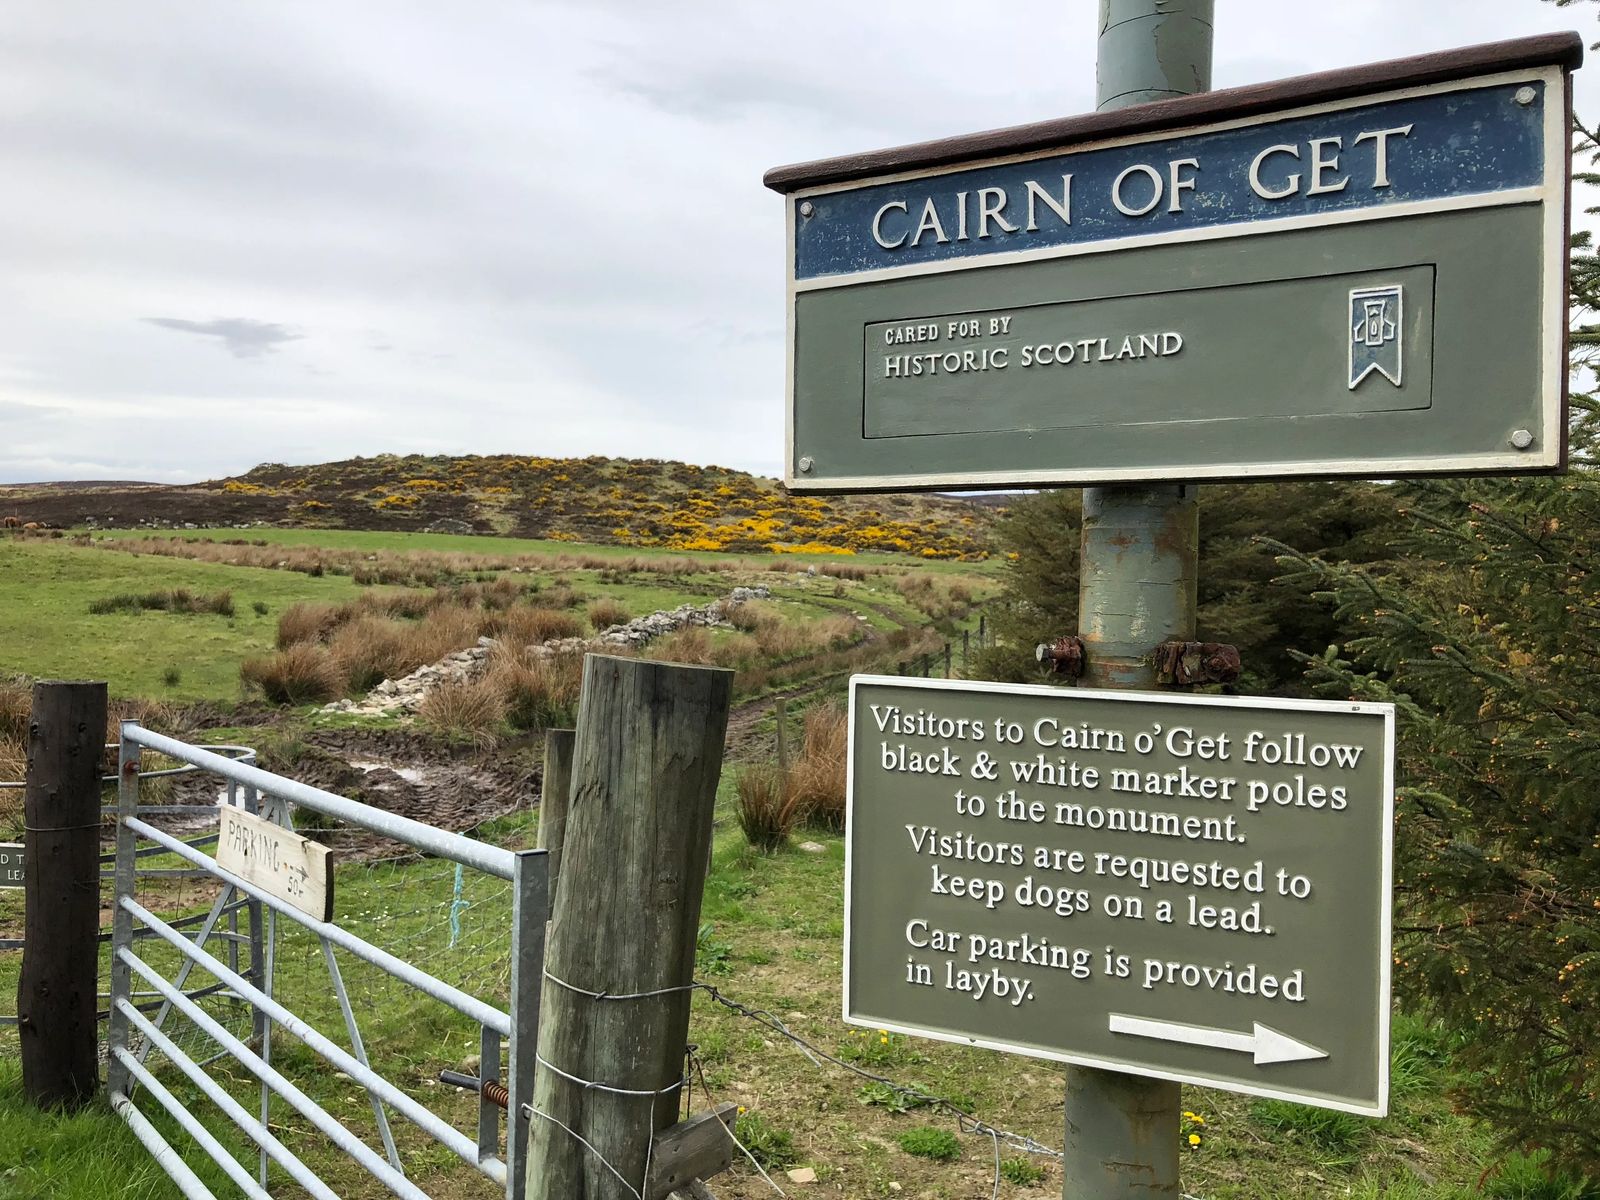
[1188, 1133, 1201, 1146]
[1191, 1115, 1204, 1125]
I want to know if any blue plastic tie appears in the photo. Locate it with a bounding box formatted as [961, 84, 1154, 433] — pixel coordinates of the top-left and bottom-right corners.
[448, 862, 471, 949]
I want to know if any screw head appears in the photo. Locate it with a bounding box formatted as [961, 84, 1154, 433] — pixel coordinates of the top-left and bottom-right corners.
[798, 201, 815, 219]
[797, 455, 815, 474]
[1510, 428, 1534, 449]
[1515, 86, 1537, 106]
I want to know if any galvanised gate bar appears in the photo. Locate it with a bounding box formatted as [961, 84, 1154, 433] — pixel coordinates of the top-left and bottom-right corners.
[106, 722, 548, 1200]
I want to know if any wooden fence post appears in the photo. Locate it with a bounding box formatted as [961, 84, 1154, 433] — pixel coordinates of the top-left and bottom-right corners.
[18, 680, 107, 1110]
[962, 628, 970, 666]
[943, 642, 952, 678]
[774, 698, 789, 772]
[537, 728, 576, 902]
[527, 655, 732, 1200]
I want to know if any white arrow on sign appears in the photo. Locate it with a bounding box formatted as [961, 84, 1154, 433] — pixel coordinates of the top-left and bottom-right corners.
[1108, 1014, 1328, 1066]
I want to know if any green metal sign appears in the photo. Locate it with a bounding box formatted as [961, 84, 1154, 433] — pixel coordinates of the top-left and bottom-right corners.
[767, 44, 1577, 490]
[845, 677, 1395, 1115]
[0, 843, 23, 888]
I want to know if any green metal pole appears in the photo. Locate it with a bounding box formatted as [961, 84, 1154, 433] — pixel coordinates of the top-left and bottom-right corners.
[1063, 2, 1212, 1197]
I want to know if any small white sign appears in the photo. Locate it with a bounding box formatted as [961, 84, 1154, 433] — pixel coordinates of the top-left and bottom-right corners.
[216, 806, 334, 922]
[0, 843, 23, 888]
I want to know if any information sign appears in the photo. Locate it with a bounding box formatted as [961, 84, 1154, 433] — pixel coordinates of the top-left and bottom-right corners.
[0, 843, 22, 888]
[217, 806, 335, 922]
[767, 35, 1581, 491]
[844, 677, 1394, 1115]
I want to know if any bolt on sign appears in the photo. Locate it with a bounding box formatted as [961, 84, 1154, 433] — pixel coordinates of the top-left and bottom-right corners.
[765, 34, 1581, 491]
[844, 677, 1395, 1115]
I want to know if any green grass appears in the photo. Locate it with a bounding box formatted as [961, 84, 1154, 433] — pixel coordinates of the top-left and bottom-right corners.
[0, 1056, 247, 1200]
[0, 777, 1585, 1199]
[0, 539, 381, 699]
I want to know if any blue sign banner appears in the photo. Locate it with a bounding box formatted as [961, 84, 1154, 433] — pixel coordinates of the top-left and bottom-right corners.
[795, 81, 1546, 282]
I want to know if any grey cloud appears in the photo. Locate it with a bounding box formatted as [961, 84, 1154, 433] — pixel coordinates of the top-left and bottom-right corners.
[142, 318, 303, 359]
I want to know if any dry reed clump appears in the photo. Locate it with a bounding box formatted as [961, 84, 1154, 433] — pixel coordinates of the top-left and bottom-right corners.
[814, 614, 863, 650]
[709, 633, 761, 671]
[586, 597, 632, 631]
[277, 601, 344, 648]
[241, 644, 344, 705]
[734, 762, 806, 851]
[493, 606, 584, 647]
[417, 678, 507, 747]
[652, 626, 716, 666]
[325, 616, 419, 694]
[0, 677, 30, 747]
[485, 646, 584, 731]
[787, 703, 848, 831]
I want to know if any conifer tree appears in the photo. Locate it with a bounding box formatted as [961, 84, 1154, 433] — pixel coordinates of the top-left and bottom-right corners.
[1273, 55, 1600, 1171]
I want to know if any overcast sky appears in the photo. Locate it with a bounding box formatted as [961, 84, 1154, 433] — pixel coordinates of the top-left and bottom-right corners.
[1, 1, 1595, 485]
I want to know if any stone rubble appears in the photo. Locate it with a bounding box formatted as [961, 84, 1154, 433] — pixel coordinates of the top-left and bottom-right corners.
[321, 585, 769, 717]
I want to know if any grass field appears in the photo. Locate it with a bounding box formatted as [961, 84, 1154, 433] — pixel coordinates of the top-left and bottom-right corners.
[0, 537, 382, 700]
[0, 788, 1573, 1200]
[1, 530, 998, 708]
[2, 526, 1584, 1199]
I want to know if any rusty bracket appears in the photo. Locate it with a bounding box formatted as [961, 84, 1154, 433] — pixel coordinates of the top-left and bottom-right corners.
[1153, 641, 1241, 686]
[1035, 636, 1086, 679]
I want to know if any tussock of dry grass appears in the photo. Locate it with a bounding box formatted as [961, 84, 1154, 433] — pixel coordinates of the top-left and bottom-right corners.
[485, 646, 584, 731]
[241, 643, 344, 705]
[652, 626, 716, 666]
[493, 607, 583, 646]
[788, 703, 848, 831]
[417, 678, 507, 746]
[586, 597, 631, 631]
[735, 762, 806, 851]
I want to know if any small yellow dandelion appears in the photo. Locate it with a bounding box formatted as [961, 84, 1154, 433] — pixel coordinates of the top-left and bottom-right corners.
[1188, 1133, 1201, 1147]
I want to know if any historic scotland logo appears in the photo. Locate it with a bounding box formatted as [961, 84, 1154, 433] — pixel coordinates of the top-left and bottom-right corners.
[1349, 285, 1403, 389]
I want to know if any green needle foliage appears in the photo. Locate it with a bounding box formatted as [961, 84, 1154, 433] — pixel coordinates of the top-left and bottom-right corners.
[972, 480, 1392, 694]
[1268, 60, 1600, 1173]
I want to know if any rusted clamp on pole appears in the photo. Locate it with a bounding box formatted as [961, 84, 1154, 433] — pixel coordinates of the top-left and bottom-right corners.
[1035, 635, 1086, 678]
[1153, 641, 1241, 686]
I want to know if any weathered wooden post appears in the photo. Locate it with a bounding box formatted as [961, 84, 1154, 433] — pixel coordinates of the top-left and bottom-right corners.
[526, 655, 732, 1200]
[536, 728, 575, 901]
[774, 697, 789, 772]
[18, 680, 107, 1109]
[1060, 3, 1210, 1195]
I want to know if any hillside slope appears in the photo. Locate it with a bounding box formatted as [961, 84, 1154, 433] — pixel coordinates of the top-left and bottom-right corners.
[0, 454, 997, 558]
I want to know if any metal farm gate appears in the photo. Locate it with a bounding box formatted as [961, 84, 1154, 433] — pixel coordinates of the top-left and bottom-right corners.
[0, 740, 259, 1032]
[106, 723, 548, 1200]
